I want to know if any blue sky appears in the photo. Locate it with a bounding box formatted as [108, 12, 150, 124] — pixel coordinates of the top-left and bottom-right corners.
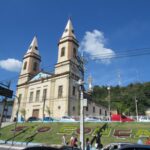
[0, 0, 150, 92]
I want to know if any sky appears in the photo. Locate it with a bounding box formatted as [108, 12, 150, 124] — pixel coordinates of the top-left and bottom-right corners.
[0, 0, 150, 92]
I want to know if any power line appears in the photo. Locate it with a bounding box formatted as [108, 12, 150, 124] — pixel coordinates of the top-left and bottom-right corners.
[88, 48, 150, 60]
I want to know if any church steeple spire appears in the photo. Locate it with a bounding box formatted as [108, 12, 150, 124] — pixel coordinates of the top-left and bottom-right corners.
[18, 36, 41, 85]
[27, 36, 39, 55]
[61, 19, 76, 39]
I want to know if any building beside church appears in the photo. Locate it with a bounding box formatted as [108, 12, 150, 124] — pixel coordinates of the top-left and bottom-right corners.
[12, 19, 108, 120]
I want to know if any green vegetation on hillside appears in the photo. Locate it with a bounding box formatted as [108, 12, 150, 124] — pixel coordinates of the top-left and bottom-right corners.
[92, 82, 150, 115]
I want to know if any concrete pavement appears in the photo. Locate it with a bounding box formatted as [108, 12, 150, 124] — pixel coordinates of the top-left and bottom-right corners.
[0, 144, 24, 150]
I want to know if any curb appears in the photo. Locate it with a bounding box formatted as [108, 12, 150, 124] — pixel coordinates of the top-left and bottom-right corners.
[0, 144, 24, 149]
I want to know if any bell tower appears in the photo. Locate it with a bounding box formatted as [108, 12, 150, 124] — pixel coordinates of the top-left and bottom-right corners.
[55, 19, 83, 79]
[18, 36, 41, 85]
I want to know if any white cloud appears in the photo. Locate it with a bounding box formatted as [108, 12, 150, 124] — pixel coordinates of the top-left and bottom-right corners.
[80, 30, 116, 64]
[0, 58, 22, 72]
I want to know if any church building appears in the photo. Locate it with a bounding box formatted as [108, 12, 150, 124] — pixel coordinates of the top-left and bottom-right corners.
[12, 19, 108, 120]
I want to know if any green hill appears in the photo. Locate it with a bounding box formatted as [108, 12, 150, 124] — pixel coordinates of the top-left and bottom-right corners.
[92, 82, 150, 115]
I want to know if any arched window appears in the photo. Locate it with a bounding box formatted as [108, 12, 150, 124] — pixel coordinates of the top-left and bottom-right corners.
[33, 62, 38, 71]
[73, 48, 76, 58]
[61, 47, 65, 57]
[23, 61, 27, 70]
[73, 106, 75, 111]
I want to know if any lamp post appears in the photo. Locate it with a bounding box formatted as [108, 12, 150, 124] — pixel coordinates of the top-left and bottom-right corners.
[12, 95, 21, 145]
[77, 79, 84, 150]
[135, 96, 139, 122]
[107, 86, 111, 121]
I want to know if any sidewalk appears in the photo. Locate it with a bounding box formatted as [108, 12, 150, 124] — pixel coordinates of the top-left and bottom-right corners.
[0, 144, 24, 150]
[1, 122, 14, 128]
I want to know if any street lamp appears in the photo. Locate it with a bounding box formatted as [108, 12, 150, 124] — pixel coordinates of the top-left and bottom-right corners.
[107, 86, 111, 121]
[77, 79, 85, 150]
[135, 96, 139, 122]
[77, 77, 92, 150]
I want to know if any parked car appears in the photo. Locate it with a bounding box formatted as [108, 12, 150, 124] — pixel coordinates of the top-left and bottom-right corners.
[27, 116, 41, 122]
[111, 114, 134, 122]
[43, 117, 54, 122]
[118, 144, 150, 150]
[60, 116, 76, 122]
[23, 146, 80, 150]
[102, 142, 133, 150]
[84, 116, 101, 122]
[139, 116, 150, 122]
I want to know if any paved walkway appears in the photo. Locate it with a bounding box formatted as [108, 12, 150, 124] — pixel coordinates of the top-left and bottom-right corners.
[0, 144, 24, 150]
[1, 122, 14, 128]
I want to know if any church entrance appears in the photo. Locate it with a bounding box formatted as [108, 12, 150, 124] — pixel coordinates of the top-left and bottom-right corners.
[32, 109, 39, 118]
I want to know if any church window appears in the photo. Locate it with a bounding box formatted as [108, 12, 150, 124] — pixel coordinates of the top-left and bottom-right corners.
[93, 107, 95, 113]
[58, 106, 61, 109]
[58, 85, 63, 98]
[61, 47, 65, 57]
[23, 61, 27, 70]
[29, 92, 34, 102]
[99, 109, 102, 115]
[72, 86, 76, 96]
[42, 89, 47, 101]
[35, 90, 40, 102]
[73, 106, 75, 111]
[33, 62, 38, 71]
[35, 46, 38, 50]
[86, 106, 88, 111]
[73, 48, 76, 58]
[105, 110, 107, 116]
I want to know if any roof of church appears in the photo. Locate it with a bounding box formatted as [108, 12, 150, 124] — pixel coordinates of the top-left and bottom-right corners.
[61, 19, 76, 39]
[29, 71, 52, 82]
[26, 36, 40, 55]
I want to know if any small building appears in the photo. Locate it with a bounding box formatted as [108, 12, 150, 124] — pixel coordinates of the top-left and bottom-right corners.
[145, 108, 150, 116]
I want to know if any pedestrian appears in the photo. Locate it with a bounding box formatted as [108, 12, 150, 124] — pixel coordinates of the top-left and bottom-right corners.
[137, 138, 143, 144]
[145, 137, 150, 145]
[62, 134, 66, 145]
[70, 135, 74, 147]
[73, 137, 78, 147]
[86, 138, 90, 150]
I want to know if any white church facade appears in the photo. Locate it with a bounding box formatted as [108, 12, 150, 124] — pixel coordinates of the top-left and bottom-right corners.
[12, 19, 108, 120]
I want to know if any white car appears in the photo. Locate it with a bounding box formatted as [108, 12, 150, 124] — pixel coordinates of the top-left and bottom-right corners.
[84, 116, 101, 122]
[139, 116, 150, 122]
[60, 116, 76, 122]
[102, 142, 132, 150]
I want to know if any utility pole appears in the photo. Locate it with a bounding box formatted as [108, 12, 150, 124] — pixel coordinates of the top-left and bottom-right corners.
[77, 79, 84, 150]
[135, 96, 139, 121]
[0, 81, 11, 128]
[77, 78, 90, 150]
[107, 86, 111, 121]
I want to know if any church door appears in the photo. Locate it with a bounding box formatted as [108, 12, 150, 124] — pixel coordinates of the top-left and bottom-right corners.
[32, 109, 39, 118]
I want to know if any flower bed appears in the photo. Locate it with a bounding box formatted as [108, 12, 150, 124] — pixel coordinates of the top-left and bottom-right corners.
[76, 127, 92, 134]
[113, 129, 132, 138]
[37, 127, 51, 133]
[11, 126, 27, 132]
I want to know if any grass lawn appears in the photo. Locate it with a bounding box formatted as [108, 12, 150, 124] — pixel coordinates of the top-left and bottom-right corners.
[0, 122, 149, 146]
